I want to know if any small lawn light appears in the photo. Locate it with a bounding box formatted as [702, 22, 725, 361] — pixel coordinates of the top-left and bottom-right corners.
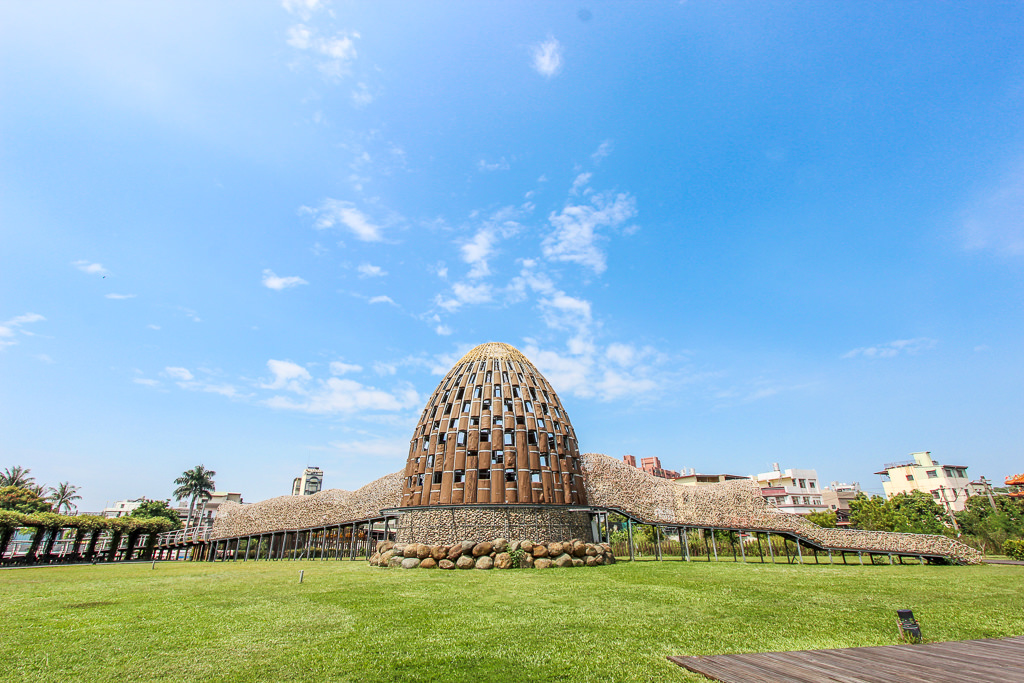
[896, 609, 922, 643]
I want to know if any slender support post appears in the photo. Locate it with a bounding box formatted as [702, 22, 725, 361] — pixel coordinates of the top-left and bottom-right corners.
[655, 527, 662, 561]
[796, 538, 803, 564]
[703, 529, 710, 561]
[710, 529, 718, 561]
[627, 519, 634, 561]
[827, 549, 832, 564]
[767, 532, 775, 563]
[730, 531, 737, 562]
[738, 531, 746, 562]
[682, 527, 690, 562]
[756, 533, 764, 563]
[858, 551, 864, 565]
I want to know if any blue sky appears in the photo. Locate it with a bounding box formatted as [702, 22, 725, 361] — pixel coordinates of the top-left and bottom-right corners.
[2, 1, 1022, 511]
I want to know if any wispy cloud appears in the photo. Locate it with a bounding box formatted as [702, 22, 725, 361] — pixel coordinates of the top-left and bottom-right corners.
[263, 372, 419, 415]
[478, 157, 510, 172]
[961, 161, 1024, 256]
[330, 361, 363, 375]
[281, 0, 324, 20]
[842, 338, 937, 359]
[591, 140, 613, 163]
[0, 313, 45, 348]
[435, 324, 453, 336]
[73, 260, 108, 276]
[531, 37, 563, 78]
[351, 82, 374, 107]
[105, 293, 136, 300]
[303, 199, 384, 241]
[357, 263, 386, 278]
[286, 24, 359, 80]
[368, 295, 396, 305]
[542, 191, 637, 274]
[262, 269, 309, 290]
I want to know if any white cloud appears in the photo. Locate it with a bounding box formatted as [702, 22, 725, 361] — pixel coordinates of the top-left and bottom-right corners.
[373, 361, 397, 375]
[531, 37, 563, 78]
[281, 0, 324, 19]
[452, 281, 493, 305]
[164, 367, 194, 381]
[570, 172, 591, 195]
[134, 377, 160, 387]
[357, 263, 387, 278]
[522, 340, 667, 402]
[435, 324, 453, 336]
[842, 338, 938, 359]
[478, 157, 510, 172]
[368, 295, 395, 305]
[961, 162, 1024, 256]
[147, 324, 161, 330]
[73, 260, 109, 276]
[265, 377, 419, 415]
[461, 229, 497, 279]
[1, 313, 45, 348]
[542, 191, 637, 274]
[105, 293, 136, 300]
[351, 82, 373, 107]
[286, 24, 359, 80]
[591, 140, 613, 163]
[330, 361, 363, 375]
[328, 437, 408, 459]
[261, 359, 311, 390]
[262, 269, 309, 290]
[303, 199, 384, 241]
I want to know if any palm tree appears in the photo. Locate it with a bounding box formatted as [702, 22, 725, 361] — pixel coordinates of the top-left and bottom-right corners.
[49, 482, 82, 514]
[1, 466, 34, 488]
[173, 465, 216, 531]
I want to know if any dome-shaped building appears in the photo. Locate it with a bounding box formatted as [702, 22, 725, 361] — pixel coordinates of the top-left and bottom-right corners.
[393, 342, 592, 543]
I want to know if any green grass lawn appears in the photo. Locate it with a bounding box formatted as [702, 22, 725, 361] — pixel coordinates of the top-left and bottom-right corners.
[2, 558, 1023, 682]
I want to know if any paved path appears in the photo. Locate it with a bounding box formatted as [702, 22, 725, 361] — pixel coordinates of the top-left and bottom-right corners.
[668, 635, 1024, 682]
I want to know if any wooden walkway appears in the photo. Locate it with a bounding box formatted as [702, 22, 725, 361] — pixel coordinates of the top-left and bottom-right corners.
[668, 635, 1024, 682]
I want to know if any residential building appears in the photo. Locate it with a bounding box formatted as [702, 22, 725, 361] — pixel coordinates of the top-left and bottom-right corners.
[622, 455, 680, 479]
[874, 451, 970, 512]
[101, 499, 145, 518]
[674, 471, 750, 486]
[821, 482, 861, 526]
[752, 463, 827, 515]
[292, 467, 323, 496]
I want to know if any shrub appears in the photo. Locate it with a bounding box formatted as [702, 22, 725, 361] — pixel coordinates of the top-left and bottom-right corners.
[1003, 539, 1024, 561]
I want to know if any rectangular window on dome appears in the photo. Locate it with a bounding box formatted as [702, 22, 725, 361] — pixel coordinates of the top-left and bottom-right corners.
[525, 401, 534, 414]
[479, 361, 487, 371]
[554, 422, 561, 432]
[417, 473, 425, 486]
[529, 387, 537, 400]
[449, 418, 457, 428]
[537, 418, 546, 429]
[474, 386, 482, 398]
[539, 453, 549, 467]
[505, 469, 516, 482]
[502, 372, 510, 383]
[482, 399, 491, 412]
[485, 371, 492, 382]
[516, 416, 525, 425]
[457, 431, 467, 446]
[504, 431, 514, 446]
[528, 430, 538, 445]
[517, 373, 525, 383]
[422, 440, 428, 451]
[426, 454, 434, 468]
[433, 471, 442, 485]
[453, 470, 464, 484]
[456, 387, 465, 399]
[480, 429, 489, 442]
[553, 407, 561, 418]
[444, 403, 452, 415]
[512, 386, 520, 398]
[479, 468, 490, 480]
[462, 401, 471, 412]
[493, 360, 500, 370]
[542, 403, 549, 415]
[438, 432, 447, 444]
[493, 385, 502, 398]
[493, 450, 504, 464]
[505, 399, 513, 411]
[531, 471, 541, 483]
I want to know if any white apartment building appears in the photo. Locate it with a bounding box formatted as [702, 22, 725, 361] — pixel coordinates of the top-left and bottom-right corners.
[292, 467, 323, 496]
[874, 451, 970, 512]
[753, 464, 827, 515]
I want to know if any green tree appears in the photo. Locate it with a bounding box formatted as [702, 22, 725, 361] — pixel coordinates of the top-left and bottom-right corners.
[173, 465, 216, 530]
[956, 495, 1024, 551]
[848, 491, 947, 535]
[805, 510, 837, 528]
[0, 485, 53, 514]
[128, 499, 182, 529]
[0, 466, 34, 488]
[48, 482, 82, 514]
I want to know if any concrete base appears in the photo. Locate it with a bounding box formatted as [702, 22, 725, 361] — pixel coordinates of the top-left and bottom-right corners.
[393, 505, 593, 545]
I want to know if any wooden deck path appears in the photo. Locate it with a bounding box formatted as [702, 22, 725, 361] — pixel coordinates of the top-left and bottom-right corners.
[668, 635, 1024, 682]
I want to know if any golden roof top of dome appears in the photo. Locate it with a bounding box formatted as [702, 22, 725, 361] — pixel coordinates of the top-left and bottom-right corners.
[455, 342, 532, 365]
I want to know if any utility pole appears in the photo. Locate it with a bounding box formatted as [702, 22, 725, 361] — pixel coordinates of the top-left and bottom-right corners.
[938, 486, 960, 534]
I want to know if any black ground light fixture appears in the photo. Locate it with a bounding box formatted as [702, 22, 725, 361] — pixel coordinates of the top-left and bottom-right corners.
[896, 609, 922, 643]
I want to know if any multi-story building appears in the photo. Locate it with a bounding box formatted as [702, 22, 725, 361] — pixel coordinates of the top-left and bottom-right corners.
[674, 471, 749, 486]
[292, 467, 323, 496]
[752, 464, 827, 515]
[874, 451, 970, 512]
[821, 482, 861, 526]
[622, 455, 680, 479]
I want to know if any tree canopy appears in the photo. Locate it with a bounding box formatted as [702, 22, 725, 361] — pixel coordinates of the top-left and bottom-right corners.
[128, 499, 183, 529]
[0, 485, 53, 514]
[848, 491, 948, 535]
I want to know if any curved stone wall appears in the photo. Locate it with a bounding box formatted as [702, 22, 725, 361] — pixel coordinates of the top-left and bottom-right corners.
[392, 506, 592, 545]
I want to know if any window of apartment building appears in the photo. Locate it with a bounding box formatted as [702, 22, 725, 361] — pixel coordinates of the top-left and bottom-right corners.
[926, 470, 938, 478]
[808, 480, 816, 489]
[422, 439, 428, 451]
[906, 474, 914, 481]
[512, 386, 521, 398]
[482, 400, 491, 412]
[539, 453, 549, 467]
[438, 432, 447, 444]
[456, 387, 465, 400]
[798, 479, 806, 488]
[527, 430, 538, 445]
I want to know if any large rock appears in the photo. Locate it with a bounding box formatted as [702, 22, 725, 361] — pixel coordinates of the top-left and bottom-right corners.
[572, 541, 587, 557]
[392, 543, 406, 556]
[388, 555, 404, 567]
[400, 557, 419, 569]
[492, 538, 508, 553]
[461, 540, 475, 554]
[456, 555, 476, 570]
[369, 552, 381, 565]
[571, 558, 584, 567]
[475, 555, 493, 570]
[594, 555, 605, 565]
[585, 545, 598, 556]
[447, 545, 464, 562]
[495, 552, 513, 569]
[416, 544, 431, 560]
[419, 557, 437, 569]
[376, 540, 394, 553]
[439, 559, 456, 570]
[508, 540, 521, 552]
[547, 542, 563, 556]
[585, 556, 598, 567]
[553, 553, 574, 568]
[472, 541, 493, 557]
[520, 541, 534, 553]
[403, 545, 419, 558]
[534, 558, 553, 569]
[532, 544, 549, 558]
[522, 554, 534, 568]
[431, 545, 445, 561]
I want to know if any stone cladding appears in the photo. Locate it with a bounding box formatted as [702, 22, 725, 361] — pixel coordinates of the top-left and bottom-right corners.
[392, 506, 592, 545]
[581, 452, 983, 564]
[368, 537, 616, 570]
[400, 342, 587, 507]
